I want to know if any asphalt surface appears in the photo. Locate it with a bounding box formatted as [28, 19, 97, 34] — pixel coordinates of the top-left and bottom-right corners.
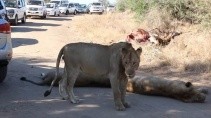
[0, 15, 210, 118]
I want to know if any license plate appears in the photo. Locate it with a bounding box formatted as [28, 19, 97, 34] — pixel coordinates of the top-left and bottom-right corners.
[31, 12, 36, 14]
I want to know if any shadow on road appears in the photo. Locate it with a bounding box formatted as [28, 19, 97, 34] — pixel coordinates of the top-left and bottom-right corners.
[45, 17, 72, 21]
[12, 27, 47, 32]
[0, 56, 210, 118]
[24, 21, 61, 27]
[28, 16, 72, 21]
[12, 38, 38, 48]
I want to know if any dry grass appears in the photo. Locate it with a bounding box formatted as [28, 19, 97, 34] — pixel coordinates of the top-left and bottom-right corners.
[139, 6, 211, 72]
[67, 11, 211, 72]
[68, 12, 138, 44]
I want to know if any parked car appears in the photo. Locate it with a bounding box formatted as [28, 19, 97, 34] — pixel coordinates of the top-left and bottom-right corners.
[59, 3, 68, 15]
[88, 2, 104, 14]
[76, 4, 88, 13]
[106, 5, 115, 13]
[73, 3, 79, 8]
[26, 0, 47, 19]
[46, 3, 60, 16]
[4, 0, 26, 25]
[50, 0, 68, 7]
[0, 15, 12, 83]
[0, 0, 8, 20]
[67, 3, 77, 15]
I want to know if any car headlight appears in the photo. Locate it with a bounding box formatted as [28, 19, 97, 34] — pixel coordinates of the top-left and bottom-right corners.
[7, 9, 15, 17]
[7, 9, 14, 14]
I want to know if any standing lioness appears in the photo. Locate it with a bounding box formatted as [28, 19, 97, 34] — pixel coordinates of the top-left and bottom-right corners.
[44, 42, 142, 111]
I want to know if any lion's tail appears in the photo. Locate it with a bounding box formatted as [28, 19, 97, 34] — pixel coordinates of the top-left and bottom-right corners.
[44, 46, 64, 97]
[20, 77, 46, 86]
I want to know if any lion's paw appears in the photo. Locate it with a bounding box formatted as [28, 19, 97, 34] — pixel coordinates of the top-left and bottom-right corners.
[123, 102, 130, 108]
[115, 104, 126, 111]
[70, 97, 80, 104]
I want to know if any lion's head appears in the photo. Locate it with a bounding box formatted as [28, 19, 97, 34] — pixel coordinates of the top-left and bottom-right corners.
[174, 82, 207, 103]
[121, 46, 142, 78]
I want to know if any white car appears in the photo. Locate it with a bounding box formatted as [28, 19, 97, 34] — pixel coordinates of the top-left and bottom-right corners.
[46, 3, 60, 16]
[88, 2, 104, 14]
[50, 0, 68, 7]
[59, 3, 77, 15]
[59, 3, 68, 15]
[26, 0, 47, 19]
[68, 3, 77, 15]
[0, 16, 12, 83]
[4, 0, 26, 25]
[106, 5, 115, 13]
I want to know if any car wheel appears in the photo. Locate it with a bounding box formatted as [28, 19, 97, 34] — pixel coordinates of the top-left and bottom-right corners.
[12, 15, 18, 25]
[41, 13, 47, 19]
[0, 66, 8, 83]
[21, 14, 26, 23]
[73, 10, 77, 15]
[44, 14, 47, 19]
[65, 10, 69, 15]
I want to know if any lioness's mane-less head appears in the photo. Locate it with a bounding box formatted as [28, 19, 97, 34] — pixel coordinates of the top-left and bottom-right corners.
[121, 46, 142, 78]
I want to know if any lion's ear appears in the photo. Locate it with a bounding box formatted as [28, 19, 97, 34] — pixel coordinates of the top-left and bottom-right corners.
[136, 47, 142, 55]
[185, 82, 192, 87]
[122, 47, 128, 56]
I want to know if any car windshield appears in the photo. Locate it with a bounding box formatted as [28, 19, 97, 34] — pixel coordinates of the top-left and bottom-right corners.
[92, 3, 101, 6]
[27, 1, 42, 6]
[0, 1, 3, 10]
[79, 4, 86, 8]
[50, 1, 60, 5]
[60, 4, 68, 7]
[46, 4, 54, 8]
[74, 3, 79, 6]
[4, 0, 17, 8]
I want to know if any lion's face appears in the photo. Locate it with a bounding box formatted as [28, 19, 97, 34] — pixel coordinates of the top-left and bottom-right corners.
[121, 47, 142, 78]
[179, 82, 206, 103]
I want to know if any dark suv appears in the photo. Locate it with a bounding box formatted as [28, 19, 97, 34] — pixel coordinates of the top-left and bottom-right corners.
[0, 0, 8, 20]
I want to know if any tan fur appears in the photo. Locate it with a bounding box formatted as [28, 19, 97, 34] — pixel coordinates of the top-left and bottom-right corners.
[20, 71, 62, 86]
[22, 71, 207, 103]
[127, 76, 207, 103]
[44, 42, 142, 111]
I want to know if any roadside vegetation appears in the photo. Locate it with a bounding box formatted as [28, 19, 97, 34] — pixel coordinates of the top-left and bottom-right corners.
[71, 0, 211, 72]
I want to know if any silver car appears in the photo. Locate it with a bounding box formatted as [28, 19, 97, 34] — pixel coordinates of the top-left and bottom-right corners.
[0, 15, 12, 82]
[59, 3, 77, 15]
[59, 3, 69, 15]
[88, 2, 104, 14]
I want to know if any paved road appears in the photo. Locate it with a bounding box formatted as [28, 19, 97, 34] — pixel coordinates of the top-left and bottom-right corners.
[0, 15, 210, 118]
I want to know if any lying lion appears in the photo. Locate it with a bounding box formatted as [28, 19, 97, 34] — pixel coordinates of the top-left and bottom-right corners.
[20, 71, 207, 103]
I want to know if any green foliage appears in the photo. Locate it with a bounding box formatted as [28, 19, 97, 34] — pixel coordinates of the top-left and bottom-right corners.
[116, 0, 211, 27]
[116, 0, 149, 14]
[116, 0, 127, 12]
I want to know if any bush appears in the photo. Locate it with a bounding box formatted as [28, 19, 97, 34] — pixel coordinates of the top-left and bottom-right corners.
[116, 0, 211, 27]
